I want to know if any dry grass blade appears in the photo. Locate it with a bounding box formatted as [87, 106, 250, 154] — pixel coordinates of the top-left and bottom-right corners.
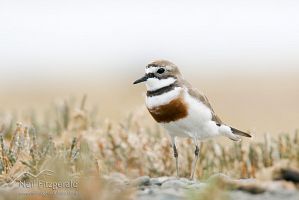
[0, 98, 298, 199]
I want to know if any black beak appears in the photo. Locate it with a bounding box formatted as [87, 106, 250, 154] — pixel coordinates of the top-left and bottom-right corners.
[133, 75, 148, 84]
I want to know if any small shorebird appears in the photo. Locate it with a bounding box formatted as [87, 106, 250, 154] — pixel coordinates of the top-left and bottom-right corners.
[133, 60, 251, 179]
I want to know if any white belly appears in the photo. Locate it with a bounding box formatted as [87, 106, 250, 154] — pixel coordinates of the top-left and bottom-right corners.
[161, 90, 221, 140]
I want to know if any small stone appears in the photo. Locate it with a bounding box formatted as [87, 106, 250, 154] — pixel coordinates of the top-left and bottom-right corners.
[266, 181, 297, 192]
[131, 176, 151, 187]
[179, 178, 197, 185]
[136, 188, 154, 195]
[159, 188, 185, 197]
[234, 182, 267, 194]
[161, 179, 188, 189]
[187, 183, 207, 190]
[150, 176, 176, 186]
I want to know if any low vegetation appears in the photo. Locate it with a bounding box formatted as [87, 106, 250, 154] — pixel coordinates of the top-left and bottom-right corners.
[0, 96, 298, 199]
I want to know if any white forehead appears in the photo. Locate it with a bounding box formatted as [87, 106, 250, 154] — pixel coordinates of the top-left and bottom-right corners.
[145, 66, 172, 74]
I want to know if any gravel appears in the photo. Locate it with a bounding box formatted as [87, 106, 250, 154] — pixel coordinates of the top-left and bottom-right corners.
[125, 175, 299, 200]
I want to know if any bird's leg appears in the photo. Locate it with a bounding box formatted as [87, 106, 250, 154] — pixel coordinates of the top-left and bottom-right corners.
[173, 144, 179, 177]
[190, 139, 200, 180]
[171, 137, 179, 177]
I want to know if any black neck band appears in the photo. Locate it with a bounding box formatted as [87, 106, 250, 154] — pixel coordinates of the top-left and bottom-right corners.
[147, 82, 178, 97]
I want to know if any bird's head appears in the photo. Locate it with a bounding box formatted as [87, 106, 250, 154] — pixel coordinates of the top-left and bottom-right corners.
[133, 60, 182, 91]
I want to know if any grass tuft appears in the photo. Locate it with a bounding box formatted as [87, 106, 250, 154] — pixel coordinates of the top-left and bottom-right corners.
[0, 98, 298, 199]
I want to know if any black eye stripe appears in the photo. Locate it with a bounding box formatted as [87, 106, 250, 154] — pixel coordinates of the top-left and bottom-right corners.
[146, 73, 175, 80]
[147, 73, 156, 78]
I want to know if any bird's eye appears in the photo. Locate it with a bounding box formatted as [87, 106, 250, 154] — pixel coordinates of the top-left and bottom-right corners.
[157, 68, 165, 74]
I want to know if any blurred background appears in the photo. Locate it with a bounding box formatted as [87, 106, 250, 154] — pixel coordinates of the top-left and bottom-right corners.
[0, 0, 298, 135]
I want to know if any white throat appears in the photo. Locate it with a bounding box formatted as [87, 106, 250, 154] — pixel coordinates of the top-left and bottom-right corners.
[146, 77, 176, 91]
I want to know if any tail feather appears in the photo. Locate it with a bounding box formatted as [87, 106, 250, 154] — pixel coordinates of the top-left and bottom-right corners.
[230, 127, 252, 138]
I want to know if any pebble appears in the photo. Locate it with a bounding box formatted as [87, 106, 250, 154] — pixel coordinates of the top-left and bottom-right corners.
[161, 179, 189, 189]
[150, 177, 177, 186]
[179, 178, 196, 185]
[187, 182, 207, 190]
[2, 172, 298, 200]
[147, 176, 298, 200]
[131, 176, 151, 187]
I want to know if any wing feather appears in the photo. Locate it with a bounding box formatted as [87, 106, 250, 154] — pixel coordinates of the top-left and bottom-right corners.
[182, 80, 223, 124]
[181, 79, 251, 138]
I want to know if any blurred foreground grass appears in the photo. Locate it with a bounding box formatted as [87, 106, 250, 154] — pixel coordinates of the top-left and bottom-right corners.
[0, 96, 298, 199]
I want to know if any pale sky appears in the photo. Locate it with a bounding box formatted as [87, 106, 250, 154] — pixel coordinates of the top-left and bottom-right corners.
[0, 0, 299, 83]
